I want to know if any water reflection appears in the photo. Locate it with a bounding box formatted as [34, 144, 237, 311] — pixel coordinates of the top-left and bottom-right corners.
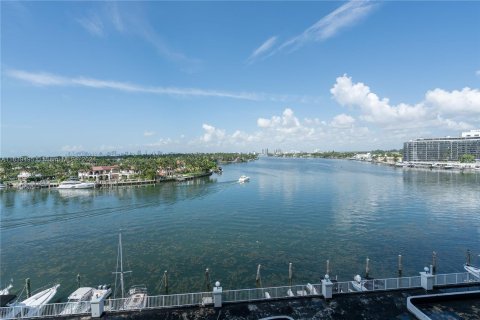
[1, 158, 479, 298]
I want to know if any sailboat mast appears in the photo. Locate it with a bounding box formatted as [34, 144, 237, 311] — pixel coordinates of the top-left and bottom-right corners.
[119, 233, 125, 299]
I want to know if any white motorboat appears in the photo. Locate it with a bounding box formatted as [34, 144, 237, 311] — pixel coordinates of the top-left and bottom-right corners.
[123, 285, 147, 310]
[58, 179, 95, 189]
[238, 175, 250, 183]
[350, 275, 368, 292]
[5, 284, 60, 319]
[60, 287, 94, 315]
[0, 284, 13, 296]
[464, 264, 480, 280]
[91, 285, 112, 301]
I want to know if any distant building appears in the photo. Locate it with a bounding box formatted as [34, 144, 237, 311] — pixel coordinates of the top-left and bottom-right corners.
[403, 131, 480, 162]
[78, 165, 120, 181]
[17, 171, 31, 181]
[462, 129, 480, 138]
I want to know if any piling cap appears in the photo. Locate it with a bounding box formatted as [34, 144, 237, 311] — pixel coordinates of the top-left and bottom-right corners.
[215, 281, 220, 287]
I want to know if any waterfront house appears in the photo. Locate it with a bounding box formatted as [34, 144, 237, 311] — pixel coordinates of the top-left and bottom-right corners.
[78, 166, 120, 181]
[17, 170, 32, 181]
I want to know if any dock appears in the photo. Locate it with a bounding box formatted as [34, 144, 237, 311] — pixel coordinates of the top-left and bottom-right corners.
[1, 271, 479, 320]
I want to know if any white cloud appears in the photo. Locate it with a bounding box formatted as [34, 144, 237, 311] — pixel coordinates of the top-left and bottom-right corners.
[257, 108, 302, 133]
[144, 131, 155, 137]
[330, 74, 478, 136]
[330, 114, 356, 128]
[201, 124, 226, 143]
[191, 108, 375, 151]
[476, 70, 480, 77]
[61, 145, 85, 152]
[7, 70, 67, 86]
[424, 87, 480, 115]
[107, 2, 123, 32]
[77, 14, 104, 37]
[331, 74, 427, 123]
[263, 1, 377, 58]
[247, 36, 278, 63]
[7, 69, 320, 104]
[145, 138, 173, 147]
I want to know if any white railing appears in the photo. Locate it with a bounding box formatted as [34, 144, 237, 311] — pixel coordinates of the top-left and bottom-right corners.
[0, 301, 90, 319]
[106, 291, 213, 312]
[0, 272, 477, 319]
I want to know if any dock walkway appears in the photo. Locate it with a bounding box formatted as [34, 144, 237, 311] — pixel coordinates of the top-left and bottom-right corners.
[1, 272, 478, 320]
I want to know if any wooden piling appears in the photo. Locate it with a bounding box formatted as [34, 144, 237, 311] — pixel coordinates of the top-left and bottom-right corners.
[204, 268, 211, 292]
[256, 264, 262, 288]
[432, 251, 437, 274]
[26, 278, 31, 298]
[398, 255, 402, 278]
[365, 257, 370, 278]
[288, 263, 293, 287]
[164, 270, 169, 295]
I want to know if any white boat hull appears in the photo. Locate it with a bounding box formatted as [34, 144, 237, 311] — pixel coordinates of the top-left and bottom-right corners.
[465, 264, 480, 280]
[4, 284, 59, 319]
[58, 182, 95, 189]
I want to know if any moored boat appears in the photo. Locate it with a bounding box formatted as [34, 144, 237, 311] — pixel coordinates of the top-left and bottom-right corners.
[0, 285, 12, 296]
[58, 179, 95, 189]
[464, 264, 480, 280]
[4, 284, 59, 319]
[238, 175, 250, 183]
[350, 275, 368, 292]
[123, 285, 147, 310]
[111, 233, 148, 310]
[60, 287, 94, 315]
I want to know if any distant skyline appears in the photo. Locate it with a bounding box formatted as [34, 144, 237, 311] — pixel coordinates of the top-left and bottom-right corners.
[1, 1, 479, 156]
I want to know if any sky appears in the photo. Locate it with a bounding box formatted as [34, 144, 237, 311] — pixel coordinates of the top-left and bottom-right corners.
[1, 1, 479, 156]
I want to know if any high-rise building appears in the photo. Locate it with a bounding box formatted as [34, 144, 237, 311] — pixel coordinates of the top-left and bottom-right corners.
[403, 131, 480, 162]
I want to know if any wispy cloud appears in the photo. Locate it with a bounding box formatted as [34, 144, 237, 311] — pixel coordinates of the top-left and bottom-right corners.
[254, 1, 377, 60]
[144, 131, 155, 137]
[77, 14, 104, 37]
[6, 69, 320, 103]
[78, 3, 200, 70]
[476, 70, 480, 77]
[247, 36, 278, 63]
[107, 2, 123, 32]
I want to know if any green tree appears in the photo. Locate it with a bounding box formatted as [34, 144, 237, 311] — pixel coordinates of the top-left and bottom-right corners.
[459, 154, 475, 163]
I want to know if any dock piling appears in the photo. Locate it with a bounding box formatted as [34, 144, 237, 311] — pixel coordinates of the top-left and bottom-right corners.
[25, 278, 31, 298]
[365, 257, 370, 279]
[288, 263, 293, 287]
[398, 255, 402, 278]
[77, 273, 81, 288]
[326, 259, 330, 277]
[256, 264, 262, 288]
[466, 249, 471, 266]
[204, 268, 211, 292]
[164, 270, 169, 295]
[432, 252, 437, 274]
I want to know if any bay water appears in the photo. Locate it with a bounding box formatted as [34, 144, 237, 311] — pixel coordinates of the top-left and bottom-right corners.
[1, 157, 479, 300]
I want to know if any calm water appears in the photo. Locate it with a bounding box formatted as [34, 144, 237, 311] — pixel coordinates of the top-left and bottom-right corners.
[1, 158, 479, 300]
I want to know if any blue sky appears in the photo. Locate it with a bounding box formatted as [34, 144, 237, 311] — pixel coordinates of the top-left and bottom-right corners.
[1, 1, 479, 156]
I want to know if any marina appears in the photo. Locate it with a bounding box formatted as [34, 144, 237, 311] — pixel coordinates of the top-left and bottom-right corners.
[0, 270, 479, 319]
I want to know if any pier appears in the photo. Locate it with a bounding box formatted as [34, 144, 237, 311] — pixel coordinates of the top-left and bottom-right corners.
[1, 271, 478, 320]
